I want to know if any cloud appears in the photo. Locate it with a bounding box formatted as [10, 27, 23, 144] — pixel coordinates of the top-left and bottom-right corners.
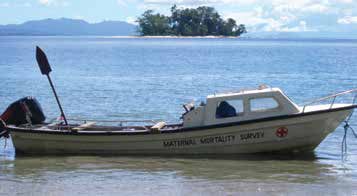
[73, 15, 84, 20]
[23, 2, 32, 7]
[38, 0, 50, 6]
[225, 10, 315, 32]
[223, 0, 325, 32]
[304, 4, 329, 13]
[126, 16, 137, 24]
[338, 15, 357, 24]
[38, 0, 69, 7]
[143, 0, 257, 5]
[335, 0, 354, 3]
[0, 2, 32, 7]
[223, 0, 356, 32]
[0, 2, 10, 7]
[279, 21, 314, 32]
[117, 0, 128, 6]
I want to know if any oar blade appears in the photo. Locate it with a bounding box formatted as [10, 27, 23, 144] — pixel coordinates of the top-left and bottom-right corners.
[36, 46, 52, 75]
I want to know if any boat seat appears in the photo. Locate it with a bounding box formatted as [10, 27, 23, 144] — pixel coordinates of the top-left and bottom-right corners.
[72, 122, 96, 131]
[151, 121, 166, 133]
[216, 101, 237, 118]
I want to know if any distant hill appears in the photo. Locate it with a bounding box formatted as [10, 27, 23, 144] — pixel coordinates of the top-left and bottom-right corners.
[0, 18, 137, 36]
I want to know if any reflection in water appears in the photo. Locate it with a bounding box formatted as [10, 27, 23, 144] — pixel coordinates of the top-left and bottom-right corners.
[0, 138, 345, 194]
[4, 153, 326, 180]
[1, 133, 357, 195]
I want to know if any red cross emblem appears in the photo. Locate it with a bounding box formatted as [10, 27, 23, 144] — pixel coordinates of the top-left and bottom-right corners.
[276, 127, 288, 138]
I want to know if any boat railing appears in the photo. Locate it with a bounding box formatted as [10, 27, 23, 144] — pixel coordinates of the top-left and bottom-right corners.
[66, 118, 160, 126]
[302, 88, 357, 113]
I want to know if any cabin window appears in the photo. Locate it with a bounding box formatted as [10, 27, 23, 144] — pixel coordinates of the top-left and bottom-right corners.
[250, 97, 279, 112]
[216, 100, 243, 118]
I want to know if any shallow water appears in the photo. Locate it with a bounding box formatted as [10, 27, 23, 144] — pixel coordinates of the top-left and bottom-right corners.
[0, 37, 357, 195]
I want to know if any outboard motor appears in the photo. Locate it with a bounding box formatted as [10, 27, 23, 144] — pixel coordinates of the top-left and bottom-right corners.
[0, 97, 46, 135]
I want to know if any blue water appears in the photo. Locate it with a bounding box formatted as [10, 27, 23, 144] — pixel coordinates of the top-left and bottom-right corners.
[1, 37, 357, 195]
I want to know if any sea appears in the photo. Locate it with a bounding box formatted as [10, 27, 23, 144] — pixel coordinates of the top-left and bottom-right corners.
[0, 36, 357, 195]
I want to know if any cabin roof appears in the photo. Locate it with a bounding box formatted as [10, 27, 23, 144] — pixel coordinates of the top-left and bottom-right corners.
[207, 87, 282, 99]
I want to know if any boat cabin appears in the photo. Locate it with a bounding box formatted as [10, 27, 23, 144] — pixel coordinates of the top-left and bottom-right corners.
[182, 87, 300, 128]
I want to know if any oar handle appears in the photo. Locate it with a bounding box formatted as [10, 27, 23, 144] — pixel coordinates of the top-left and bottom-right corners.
[47, 75, 68, 125]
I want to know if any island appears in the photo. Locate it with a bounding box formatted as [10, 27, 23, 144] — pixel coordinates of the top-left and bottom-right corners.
[136, 5, 247, 37]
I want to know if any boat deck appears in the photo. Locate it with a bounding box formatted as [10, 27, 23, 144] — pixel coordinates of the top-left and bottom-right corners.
[15, 123, 183, 134]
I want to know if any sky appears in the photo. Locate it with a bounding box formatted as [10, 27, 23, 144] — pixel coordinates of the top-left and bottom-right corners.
[0, 0, 357, 34]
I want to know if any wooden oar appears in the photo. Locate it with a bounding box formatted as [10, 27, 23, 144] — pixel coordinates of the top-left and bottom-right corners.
[35, 46, 68, 125]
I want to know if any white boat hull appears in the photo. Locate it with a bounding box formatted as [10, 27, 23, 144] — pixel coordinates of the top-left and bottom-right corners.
[9, 107, 354, 155]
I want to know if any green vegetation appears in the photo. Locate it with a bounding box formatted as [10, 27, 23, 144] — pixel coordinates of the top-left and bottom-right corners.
[136, 5, 247, 37]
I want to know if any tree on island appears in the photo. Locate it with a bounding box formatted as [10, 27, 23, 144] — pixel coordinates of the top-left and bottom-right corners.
[136, 5, 247, 36]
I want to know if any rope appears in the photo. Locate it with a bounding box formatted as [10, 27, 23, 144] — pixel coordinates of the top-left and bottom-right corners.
[341, 92, 357, 159]
[0, 130, 9, 149]
[341, 121, 357, 159]
[0, 119, 9, 140]
[342, 124, 348, 157]
[346, 94, 357, 122]
[3, 137, 7, 149]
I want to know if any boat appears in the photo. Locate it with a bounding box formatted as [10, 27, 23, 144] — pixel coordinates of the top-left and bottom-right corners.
[0, 47, 356, 155]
